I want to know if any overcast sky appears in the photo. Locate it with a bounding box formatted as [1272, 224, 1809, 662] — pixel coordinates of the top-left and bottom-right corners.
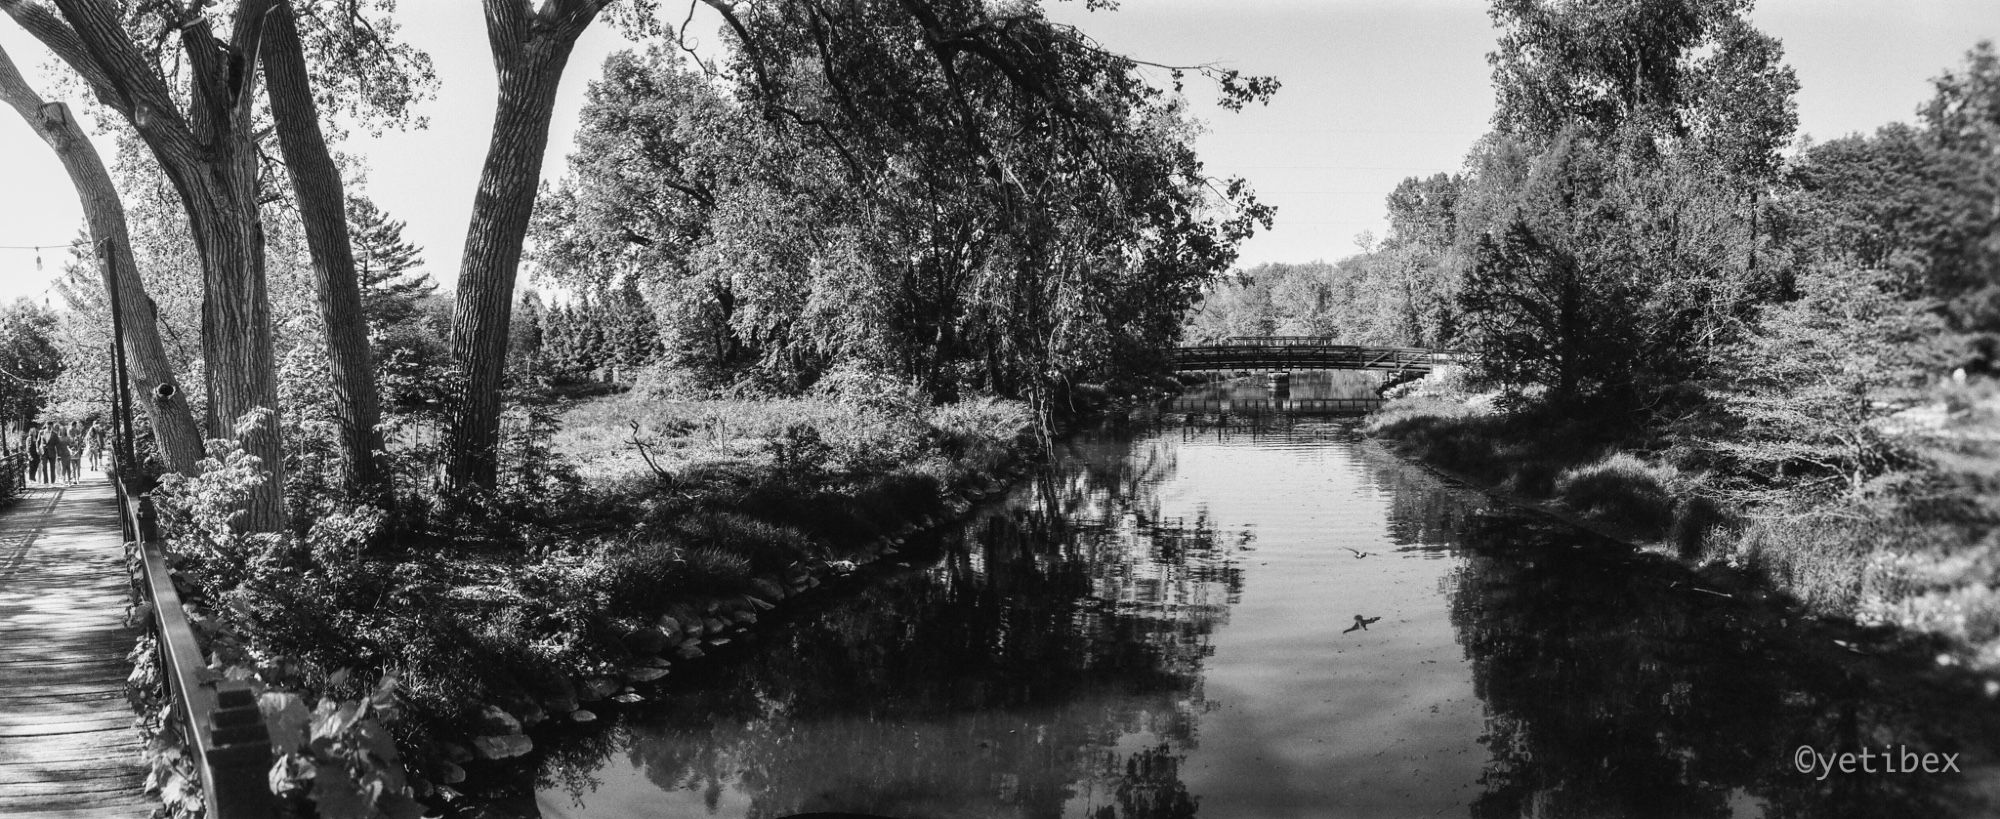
[2, 0, 1997, 303]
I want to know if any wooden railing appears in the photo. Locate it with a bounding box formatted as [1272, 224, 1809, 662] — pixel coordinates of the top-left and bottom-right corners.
[117, 476, 276, 819]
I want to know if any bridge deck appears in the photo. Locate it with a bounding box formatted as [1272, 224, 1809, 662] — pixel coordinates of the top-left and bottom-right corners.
[0, 477, 151, 819]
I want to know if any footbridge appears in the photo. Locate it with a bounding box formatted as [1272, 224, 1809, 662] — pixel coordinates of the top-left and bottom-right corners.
[1172, 336, 1461, 375]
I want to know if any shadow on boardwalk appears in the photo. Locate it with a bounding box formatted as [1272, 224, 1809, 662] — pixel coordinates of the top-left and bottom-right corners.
[0, 477, 150, 818]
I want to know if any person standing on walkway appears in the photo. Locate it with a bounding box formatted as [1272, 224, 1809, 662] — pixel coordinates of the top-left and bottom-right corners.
[65, 428, 82, 482]
[43, 426, 68, 484]
[23, 426, 41, 486]
[83, 422, 104, 473]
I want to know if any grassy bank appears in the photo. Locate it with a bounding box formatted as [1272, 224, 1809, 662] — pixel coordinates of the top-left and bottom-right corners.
[140, 385, 1036, 811]
[1367, 367, 2000, 670]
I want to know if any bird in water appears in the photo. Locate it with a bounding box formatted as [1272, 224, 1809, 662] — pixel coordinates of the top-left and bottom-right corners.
[1343, 547, 1374, 558]
[1342, 615, 1381, 633]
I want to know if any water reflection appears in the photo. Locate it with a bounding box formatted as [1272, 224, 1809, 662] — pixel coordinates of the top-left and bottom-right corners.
[1444, 510, 2000, 819]
[1163, 371, 1385, 417]
[534, 422, 1244, 819]
[525, 393, 2000, 819]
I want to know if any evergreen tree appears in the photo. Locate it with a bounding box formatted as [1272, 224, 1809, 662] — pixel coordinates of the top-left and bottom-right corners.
[511, 291, 545, 368]
[347, 195, 435, 328]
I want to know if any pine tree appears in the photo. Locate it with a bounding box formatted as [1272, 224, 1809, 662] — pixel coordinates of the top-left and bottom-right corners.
[347, 195, 435, 328]
[511, 290, 545, 368]
[610, 276, 660, 372]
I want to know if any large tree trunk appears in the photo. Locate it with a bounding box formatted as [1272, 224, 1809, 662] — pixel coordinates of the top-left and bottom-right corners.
[445, 0, 602, 494]
[184, 185, 286, 531]
[0, 41, 203, 475]
[264, 1, 387, 502]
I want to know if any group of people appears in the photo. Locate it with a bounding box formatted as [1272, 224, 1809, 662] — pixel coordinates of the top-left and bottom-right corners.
[21, 421, 104, 486]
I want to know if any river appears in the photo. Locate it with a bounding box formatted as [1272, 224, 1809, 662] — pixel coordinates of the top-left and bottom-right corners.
[522, 374, 2000, 819]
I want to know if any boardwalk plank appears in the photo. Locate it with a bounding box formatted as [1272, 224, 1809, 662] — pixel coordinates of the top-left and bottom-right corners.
[0, 479, 154, 819]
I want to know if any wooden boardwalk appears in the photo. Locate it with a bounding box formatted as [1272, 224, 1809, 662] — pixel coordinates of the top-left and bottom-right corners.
[0, 477, 151, 818]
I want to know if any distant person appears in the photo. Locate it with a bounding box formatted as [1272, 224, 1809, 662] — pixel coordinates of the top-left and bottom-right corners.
[65, 430, 82, 482]
[22, 426, 40, 486]
[43, 427, 68, 484]
[83, 422, 104, 472]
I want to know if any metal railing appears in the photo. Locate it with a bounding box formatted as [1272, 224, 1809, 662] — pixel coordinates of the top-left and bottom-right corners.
[118, 476, 275, 819]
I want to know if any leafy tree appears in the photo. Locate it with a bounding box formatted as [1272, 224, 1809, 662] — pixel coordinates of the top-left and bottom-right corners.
[0, 39, 203, 473]
[0, 300, 61, 447]
[1458, 216, 1636, 403]
[1384, 173, 1463, 252]
[1921, 40, 2000, 154]
[1918, 41, 2000, 365]
[0, 0, 431, 528]
[535, 10, 1273, 405]
[1707, 262, 1951, 498]
[1488, 0, 1795, 166]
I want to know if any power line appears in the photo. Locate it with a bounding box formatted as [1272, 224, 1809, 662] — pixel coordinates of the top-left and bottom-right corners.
[0, 240, 89, 250]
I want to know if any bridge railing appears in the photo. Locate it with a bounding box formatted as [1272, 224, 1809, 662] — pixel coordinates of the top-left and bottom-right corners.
[117, 475, 276, 819]
[1171, 341, 1460, 372]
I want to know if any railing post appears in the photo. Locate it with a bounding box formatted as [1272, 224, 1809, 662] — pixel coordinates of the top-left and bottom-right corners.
[203, 680, 275, 819]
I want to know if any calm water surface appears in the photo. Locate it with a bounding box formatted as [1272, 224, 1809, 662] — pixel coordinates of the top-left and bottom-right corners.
[526, 376, 2000, 819]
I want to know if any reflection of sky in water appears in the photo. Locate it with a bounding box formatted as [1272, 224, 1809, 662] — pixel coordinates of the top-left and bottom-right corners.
[532, 404, 2000, 819]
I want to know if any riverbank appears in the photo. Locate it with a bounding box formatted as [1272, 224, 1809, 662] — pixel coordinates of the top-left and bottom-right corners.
[1365, 367, 2000, 672]
[138, 384, 1041, 813]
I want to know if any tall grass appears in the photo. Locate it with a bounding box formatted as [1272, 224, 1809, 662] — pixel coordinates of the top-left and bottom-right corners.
[1554, 453, 1679, 536]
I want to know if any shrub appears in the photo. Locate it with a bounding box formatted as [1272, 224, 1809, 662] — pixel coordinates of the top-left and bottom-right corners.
[1727, 512, 1877, 615]
[1554, 452, 1679, 535]
[1669, 493, 1732, 561]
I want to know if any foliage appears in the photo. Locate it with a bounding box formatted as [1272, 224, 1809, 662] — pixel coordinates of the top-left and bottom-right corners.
[1184, 253, 1456, 349]
[533, 8, 1273, 400]
[1554, 452, 1681, 535]
[522, 283, 660, 382]
[264, 674, 423, 819]
[1701, 262, 1951, 499]
[1458, 214, 1638, 403]
[1487, 0, 1798, 179]
[0, 299, 61, 436]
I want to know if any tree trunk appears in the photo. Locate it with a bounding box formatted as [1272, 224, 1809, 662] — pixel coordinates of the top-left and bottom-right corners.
[0, 42, 203, 475]
[185, 186, 286, 531]
[264, 1, 387, 502]
[446, 3, 599, 494]
[11, 0, 285, 531]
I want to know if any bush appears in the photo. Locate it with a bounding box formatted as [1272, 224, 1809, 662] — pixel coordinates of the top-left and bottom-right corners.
[1727, 512, 1877, 615]
[1554, 452, 1679, 536]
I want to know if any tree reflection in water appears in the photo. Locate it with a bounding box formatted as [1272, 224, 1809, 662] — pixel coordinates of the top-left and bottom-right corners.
[1432, 507, 2000, 819]
[524, 412, 2000, 819]
[534, 420, 1244, 819]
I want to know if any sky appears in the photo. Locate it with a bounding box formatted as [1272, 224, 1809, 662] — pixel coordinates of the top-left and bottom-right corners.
[1, 0, 1997, 303]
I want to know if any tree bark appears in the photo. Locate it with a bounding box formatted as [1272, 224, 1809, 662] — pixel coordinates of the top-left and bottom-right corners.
[263, 1, 387, 501]
[445, 0, 603, 494]
[0, 40, 203, 475]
